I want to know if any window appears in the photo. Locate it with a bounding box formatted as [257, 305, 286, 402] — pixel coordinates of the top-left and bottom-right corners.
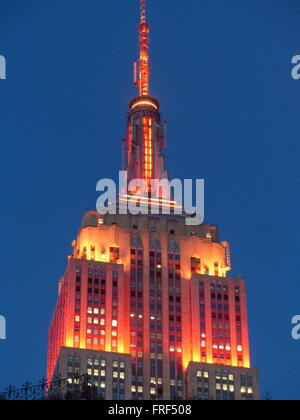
[110, 247, 120, 263]
[191, 258, 201, 274]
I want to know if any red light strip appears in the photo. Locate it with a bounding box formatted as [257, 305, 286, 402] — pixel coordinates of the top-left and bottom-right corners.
[143, 117, 153, 188]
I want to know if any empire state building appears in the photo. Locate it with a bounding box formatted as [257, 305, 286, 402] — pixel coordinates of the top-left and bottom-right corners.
[47, 0, 259, 401]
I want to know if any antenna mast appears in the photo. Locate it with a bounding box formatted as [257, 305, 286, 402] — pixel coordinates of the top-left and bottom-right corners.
[134, 0, 150, 96]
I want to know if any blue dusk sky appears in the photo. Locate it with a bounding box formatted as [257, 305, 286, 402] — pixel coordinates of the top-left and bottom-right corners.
[0, 0, 299, 400]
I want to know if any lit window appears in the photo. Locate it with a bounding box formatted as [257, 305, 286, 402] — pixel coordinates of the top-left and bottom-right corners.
[75, 315, 80, 322]
[100, 382, 106, 389]
[120, 372, 125, 380]
[112, 320, 118, 327]
[131, 386, 136, 393]
[138, 386, 143, 393]
[112, 330, 117, 337]
[150, 388, 156, 395]
[204, 372, 209, 378]
[94, 308, 99, 314]
[229, 385, 235, 392]
[197, 371, 202, 378]
[237, 345, 243, 352]
[101, 370, 106, 377]
[113, 372, 118, 378]
[248, 387, 253, 394]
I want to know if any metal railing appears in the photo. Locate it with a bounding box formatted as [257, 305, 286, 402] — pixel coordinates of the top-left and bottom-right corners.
[0, 375, 100, 401]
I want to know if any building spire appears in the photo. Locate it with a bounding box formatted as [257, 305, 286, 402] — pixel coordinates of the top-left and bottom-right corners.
[124, 0, 168, 198]
[134, 0, 150, 96]
[140, 0, 146, 24]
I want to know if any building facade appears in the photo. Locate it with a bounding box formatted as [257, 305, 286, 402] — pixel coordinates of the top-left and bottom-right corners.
[47, 0, 259, 400]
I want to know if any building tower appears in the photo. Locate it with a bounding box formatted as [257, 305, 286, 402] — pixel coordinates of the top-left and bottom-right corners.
[124, 0, 167, 191]
[47, 0, 259, 401]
